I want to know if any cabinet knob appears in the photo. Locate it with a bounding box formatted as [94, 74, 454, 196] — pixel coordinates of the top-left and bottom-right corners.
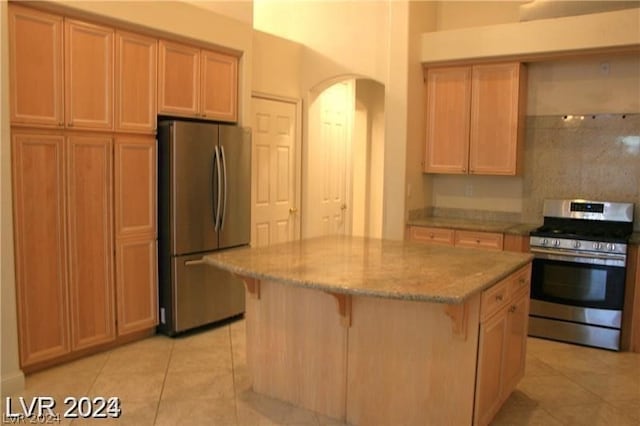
[58, 122, 64, 127]
[289, 207, 298, 214]
[509, 305, 517, 313]
[67, 122, 73, 127]
[495, 294, 504, 302]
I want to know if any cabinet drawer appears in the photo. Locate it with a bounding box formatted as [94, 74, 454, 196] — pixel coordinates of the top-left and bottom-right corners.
[409, 226, 454, 246]
[455, 230, 503, 250]
[481, 278, 510, 321]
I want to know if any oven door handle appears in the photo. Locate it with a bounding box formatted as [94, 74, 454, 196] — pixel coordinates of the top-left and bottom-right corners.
[530, 247, 626, 263]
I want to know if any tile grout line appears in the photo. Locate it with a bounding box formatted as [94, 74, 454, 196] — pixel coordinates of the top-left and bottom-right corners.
[152, 337, 176, 426]
[229, 323, 240, 426]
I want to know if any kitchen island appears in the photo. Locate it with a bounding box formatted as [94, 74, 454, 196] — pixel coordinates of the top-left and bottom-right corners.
[205, 236, 533, 425]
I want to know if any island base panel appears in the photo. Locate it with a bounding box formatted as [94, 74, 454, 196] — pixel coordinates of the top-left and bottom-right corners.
[245, 279, 348, 420]
[245, 279, 482, 425]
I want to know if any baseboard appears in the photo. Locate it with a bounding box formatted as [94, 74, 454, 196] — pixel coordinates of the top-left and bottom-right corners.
[1, 370, 25, 397]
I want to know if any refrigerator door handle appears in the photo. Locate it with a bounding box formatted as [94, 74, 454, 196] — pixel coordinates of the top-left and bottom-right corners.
[214, 146, 223, 232]
[221, 145, 228, 231]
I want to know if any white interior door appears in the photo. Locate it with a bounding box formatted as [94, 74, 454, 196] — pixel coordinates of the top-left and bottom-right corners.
[304, 81, 353, 238]
[251, 96, 300, 247]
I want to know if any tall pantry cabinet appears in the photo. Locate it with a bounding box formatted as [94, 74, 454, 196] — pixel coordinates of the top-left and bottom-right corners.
[9, 4, 158, 370]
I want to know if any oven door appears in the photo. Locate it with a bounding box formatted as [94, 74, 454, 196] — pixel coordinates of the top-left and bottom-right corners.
[530, 256, 625, 311]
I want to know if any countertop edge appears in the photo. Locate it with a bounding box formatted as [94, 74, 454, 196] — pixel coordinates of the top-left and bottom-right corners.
[205, 253, 534, 305]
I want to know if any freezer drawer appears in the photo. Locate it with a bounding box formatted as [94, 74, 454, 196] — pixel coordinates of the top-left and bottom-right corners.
[172, 253, 245, 333]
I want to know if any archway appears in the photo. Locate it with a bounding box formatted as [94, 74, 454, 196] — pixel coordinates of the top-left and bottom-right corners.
[302, 77, 385, 239]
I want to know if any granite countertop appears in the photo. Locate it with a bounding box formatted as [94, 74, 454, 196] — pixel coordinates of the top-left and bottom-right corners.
[407, 217, 540, 236]
[204, 236, 533, 304]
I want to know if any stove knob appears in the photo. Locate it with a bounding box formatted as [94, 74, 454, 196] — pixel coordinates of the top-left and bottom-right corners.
[553, 240, 561, 247]
[573, 241, 581, 249]
[607, 243, 616, 251]
[593, 242, 601, 250]
[542, 238, 549, 246]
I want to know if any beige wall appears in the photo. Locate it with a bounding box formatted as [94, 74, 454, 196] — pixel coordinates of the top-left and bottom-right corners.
[252, 30, 301, 99]
[422, 7, 640, 64]
[421, 3, 640, 218]
[435, 1, 526, 30]
[254, 0, 415, 239]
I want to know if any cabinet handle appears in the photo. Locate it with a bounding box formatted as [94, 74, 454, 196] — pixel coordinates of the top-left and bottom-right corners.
[67, 122, 73, 127]
[58, 122, 64, 127]
[495, 294, 504, 302]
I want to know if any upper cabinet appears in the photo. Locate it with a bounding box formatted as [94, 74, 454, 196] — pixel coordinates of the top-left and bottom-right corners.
[116, 31, 158, 133]
[9, 5, 64, 127]
[423, 62, 527, 176]
[65, 19, 114, 131]
[9, 6, 115, 131]
[158, 40, 238, 122]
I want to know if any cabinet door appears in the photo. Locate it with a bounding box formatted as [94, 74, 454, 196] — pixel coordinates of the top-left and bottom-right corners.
[116, 235, 158, 336]
[158, 40, 200, 116]
[474, 309, 507, 426]
[67, 135, 116, 350]
[65, 19, 114, 130]
[114, 136, 157, 237]
[469, 63, 524, 175]
[116, 31, 157, 133]
[9, 5, 64, 128]
[12, 132, 70, 367]
[424, 67, 471, 174]
[502, 290, 530, 395]
[201, 50, 238, 122]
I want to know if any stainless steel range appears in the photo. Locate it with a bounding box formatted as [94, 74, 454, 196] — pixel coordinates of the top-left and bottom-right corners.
[528, 199, 634, 350]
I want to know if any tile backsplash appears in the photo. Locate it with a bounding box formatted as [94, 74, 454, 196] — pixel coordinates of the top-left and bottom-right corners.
[420, 114, 639, 231]
[521, 114, 639, 229]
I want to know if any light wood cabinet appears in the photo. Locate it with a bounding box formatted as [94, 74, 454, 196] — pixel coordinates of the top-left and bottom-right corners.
[622, 244, 640, 352]
[66, 135, 116, 350]
[115, 31, 157, 133]
[424, 63, 526, 176]
[12, 132, 70, 366]
[503, 234, 530, 253]
[116, 236, 158, 335]
[64, 19, 114, 130]
[114, 136, 158, 336]
[455, 230, 504, 250]
[201, 49, 238, 122]
[114, 136, 156, 237]
[408, 226, 504, 250]
[12, 131, 117, 367]
[475, 265, 531, 426]
[408, 226, 454, 246]
[9, 5, 64, 128]
[158, 39, 238, 122]
[423, 67, 471, 173]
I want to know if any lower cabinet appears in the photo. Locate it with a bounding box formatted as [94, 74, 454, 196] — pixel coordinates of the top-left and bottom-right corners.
[408, 226, 503, 250]
[474, 264, 531, 426]
[116, 236, 157, 335]
[12, 130, 157, 370]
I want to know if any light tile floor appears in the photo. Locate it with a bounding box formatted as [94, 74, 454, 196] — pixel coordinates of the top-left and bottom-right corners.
[5, 318, 640, 425]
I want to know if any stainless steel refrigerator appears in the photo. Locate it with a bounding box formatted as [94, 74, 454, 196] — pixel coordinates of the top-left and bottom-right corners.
[157, 120, 250, 335]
